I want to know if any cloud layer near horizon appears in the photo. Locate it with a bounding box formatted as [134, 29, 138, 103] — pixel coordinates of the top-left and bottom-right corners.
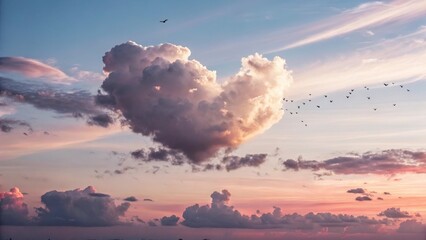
[97, 41, 292, 163]
[181, 189, 390, 232]
[35, 186, 130, 226]
[0, 187, 30, 225]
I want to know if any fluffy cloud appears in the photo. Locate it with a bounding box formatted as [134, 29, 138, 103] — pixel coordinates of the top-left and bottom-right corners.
[97, 41, 292, 163]
[35, 186, 130, 226]
[0, 57, 74, 83]
[398, 220, 426, 233]
[0, 187, 30, 225]
[181, 189, 387, 231]
[378, 208, 412, 219]
[160, 215, 180, 226]
[283, 149, 426, 175]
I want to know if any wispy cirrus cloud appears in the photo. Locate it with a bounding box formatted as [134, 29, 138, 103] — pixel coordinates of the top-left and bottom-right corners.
[0, 57, 75, 84]
[269, 0, 426, 52]
[288, 26, 426, 99]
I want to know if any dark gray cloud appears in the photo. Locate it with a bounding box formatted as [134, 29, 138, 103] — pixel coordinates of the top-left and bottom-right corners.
[131, 147, 186, 166]
[97, 41, 291, 163]
[283, 149, 426, 175]
[0, 118, 32, 133]
[0, 77, 114, 127]
[0, 187, 30, 225]
[347, 188, 366, 194]
[123, 196, 138, 202]
[87, 113, 114, 128]
[160, 215, 180, 226]
[35, 186, 130, 226]
[143, 198, 154, 202]
[181, 189, 388, 230]
[356, 196, 372, 201]
[222, 153, 267, 171]
[378, 208, 412, 218]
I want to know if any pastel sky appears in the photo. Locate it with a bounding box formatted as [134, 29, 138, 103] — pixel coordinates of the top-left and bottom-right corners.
[1, 0, 426, 240]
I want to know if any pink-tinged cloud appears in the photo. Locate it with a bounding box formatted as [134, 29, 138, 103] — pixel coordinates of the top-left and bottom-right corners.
[269, 0, 426, 52]
[283, 149, 426, 175]
[0, 57, 74, 83]
[398, 219, 426, 233]
[0, 187, 30, 225]
[97, 41, 292, 163]
[181, 189, 389, 231]
[35, 186, 130, 226]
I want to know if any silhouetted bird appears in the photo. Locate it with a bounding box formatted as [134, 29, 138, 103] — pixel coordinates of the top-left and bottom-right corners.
[374, 108, 377, 111]
[351, 89, 354, 92]
[290, 112, 293, 115]
[302, 102, 306, 105]
[301, 120, 304, 122]
[316, 105, 320, 108]
[384, 83, 388, 86]
[329, 100, 333, 103]
[305, 124, 307, 126]
[349, 92, 352, 94]
[297, 106, 300, 109]
[308, 99, 312, 102]
[290, 100, 294, 102]
[309, 93, 312, 96]
[295, 112, 298, 114]
[346, 96, 349, 98]
[393, 104, 396, 106]
[400, 85, 403, 88]
[324, 95, 327, 98]
[407, 89, 410, 92]
[367, 97, 371, 100]
[23, 132, 28, 136]
[97, 89, 101, 94]
[366, 87, 370, 90]
[160, 19, 168, 23]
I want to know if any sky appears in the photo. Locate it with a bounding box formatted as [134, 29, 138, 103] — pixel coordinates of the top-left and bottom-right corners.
[1, 0, 426, 239]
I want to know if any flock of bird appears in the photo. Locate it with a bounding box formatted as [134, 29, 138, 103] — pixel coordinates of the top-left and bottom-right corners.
[282, 82, 412, 127]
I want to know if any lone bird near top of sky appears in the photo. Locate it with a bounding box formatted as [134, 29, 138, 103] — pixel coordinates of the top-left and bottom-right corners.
[160, 19, 168, 23]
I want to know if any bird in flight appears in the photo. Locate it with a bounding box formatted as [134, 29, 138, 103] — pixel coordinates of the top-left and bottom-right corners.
[160, 19, 168, 23]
